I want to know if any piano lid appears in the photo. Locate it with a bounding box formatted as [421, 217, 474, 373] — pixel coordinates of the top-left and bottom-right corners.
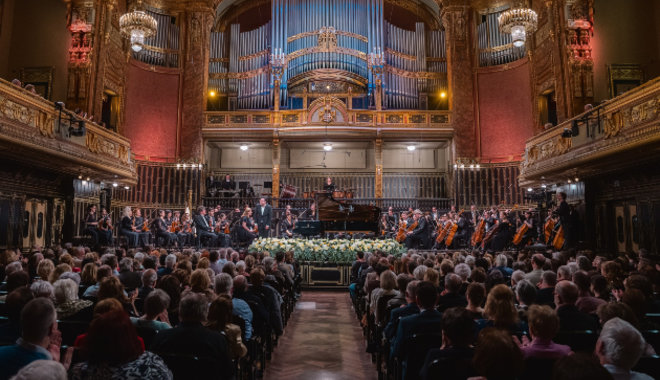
[315, 193, 380, 223]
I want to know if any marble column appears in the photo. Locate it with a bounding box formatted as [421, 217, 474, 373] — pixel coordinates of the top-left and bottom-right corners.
[179, 6, 214, 159]
[442, 4, 477, 158]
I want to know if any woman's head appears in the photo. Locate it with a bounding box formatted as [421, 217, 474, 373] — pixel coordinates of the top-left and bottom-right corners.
[484, 284, 518, 327]
[98, 276, 127, 303]
[49, 263, 71, 284]
[144, 289, 170, 319]
[473, 328, 523, 379]
[207, 295, 233, 329]
[190, 268, 211, 293]
[80, 263, 97, 285]
[83, 310, 142, 365]
[527, 305, 560, 340]
[53, 279, 78, 304]
[157, 275, 182, 310]
[37, 259, 54, 282]
[466, 282, 486, 308]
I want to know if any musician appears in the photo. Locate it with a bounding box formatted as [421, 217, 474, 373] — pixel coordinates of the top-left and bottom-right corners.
[172, 211, 190, 247]
[97, 208, 114, 246]
[221, 174, 236, 197]
[193, 206, 218, 247]
[323, 177, 335, 193]
[207, 208, 216, 228]
[386, 207, 398, 228]
[280, 210, 296, 238]
[485, 211, 514, 252]
[254, 197, 272, 238]
[430, 207, 440, 228]
[154, 210, 179, 248]
[555, 192, 574, 249]
[133, 208, 151, 247]
[379, 214, 391, 237]
[119, 206, 139, 248]
[405, 209, 429, 249]
[516, 210, 537, 247]
[306, 202, 317, 220]
[180, 212, 194, 246]
[83, 205, 99, 245]
[239, 208, 258, 246]
[485, 210, 498, 231]
[164, 210, 173, 229]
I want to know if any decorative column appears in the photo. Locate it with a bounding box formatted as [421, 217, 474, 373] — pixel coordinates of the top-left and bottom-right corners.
[368, 48, 385, 111]
[179, 4, 215, 159]
[65, 0, 97, 114]
[270, 48, 287, 112]
[442, 3, 477, 157]
[375, 138, 383, 198]
[272, 138, 281, 205]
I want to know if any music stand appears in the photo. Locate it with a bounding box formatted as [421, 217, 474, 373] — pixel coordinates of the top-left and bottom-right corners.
[264, 181, 272, 189]
[238, 181, 249, 190]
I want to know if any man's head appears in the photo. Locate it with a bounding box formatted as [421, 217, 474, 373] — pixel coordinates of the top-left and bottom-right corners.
[596, 317, 646, 371]
[233, 275, 248, 293]
[442, 307, 476, 348]
[532, 254, 546, 270]
[179, 293, 209, 323]
[515, 280, 537, 306]
[415, 281, 438, 310]
[539, 271, 557, 289]
[444, 273, 462, 294]
[554, 280, 579, 307]
[259, 198, 266, 207]
[214, 273, 233, 295]
[142, 269, 157, 288]
[21, 298, 57, 345]
[198, 206, 206, 215]
[165, 254, 177, 269]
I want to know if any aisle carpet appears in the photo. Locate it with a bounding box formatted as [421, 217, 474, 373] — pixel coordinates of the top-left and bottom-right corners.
[263, 291, 377, 380]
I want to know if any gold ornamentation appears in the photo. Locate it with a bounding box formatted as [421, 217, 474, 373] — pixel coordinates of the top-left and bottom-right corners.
[317, 26, 337, 50]
[239, 49, 269, 61]
[385, 64, 446, 80]
[603, 110, 623, 139]
[287, 29, 368, 43]
[386, 48, 416, 61]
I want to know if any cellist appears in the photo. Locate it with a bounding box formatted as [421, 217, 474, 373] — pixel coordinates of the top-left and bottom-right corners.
[405, 209, 428, 249]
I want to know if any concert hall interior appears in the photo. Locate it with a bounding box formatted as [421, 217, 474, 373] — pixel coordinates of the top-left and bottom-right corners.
[0, 0, 659, 379]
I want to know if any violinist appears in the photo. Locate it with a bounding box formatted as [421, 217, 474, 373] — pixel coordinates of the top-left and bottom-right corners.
[173, 211, 190, 247]
[214, 213, 231, 248]
[280, 209, 296, 238]
[323, 177, 335, 193]
[154, 209, 179, 248]
[164, 210, 173, 230]
[97, 208, 113, 246]
[238, 208, 257, 246]
[133, 208, 151, 247]
[405, 209, 429, 249]
[386, 207, 398, 230]
[83, 205, 99, 245]
[120, 206, 139, 248]
[379, 214, 390, 237]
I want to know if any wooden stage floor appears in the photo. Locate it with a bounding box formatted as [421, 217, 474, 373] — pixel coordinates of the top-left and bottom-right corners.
[264, 291, 377, 380]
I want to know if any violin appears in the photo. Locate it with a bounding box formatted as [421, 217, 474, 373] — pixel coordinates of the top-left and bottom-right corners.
[142, 217, 150, 232]
[395, 219, 407, 243]
[98, 212, 112, 231]
[170, 219, 180, 233]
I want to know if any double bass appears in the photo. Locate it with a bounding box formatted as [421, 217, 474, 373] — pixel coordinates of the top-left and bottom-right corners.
[552, 224, 565, 250]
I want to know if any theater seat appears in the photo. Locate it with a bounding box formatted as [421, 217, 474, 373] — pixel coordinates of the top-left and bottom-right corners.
[57, 320, 90, 346]
[633, 355, 660, 380]
[520, 357, 556, 380]
[155, 352, 233, 380]
[554, 330, 598, 353]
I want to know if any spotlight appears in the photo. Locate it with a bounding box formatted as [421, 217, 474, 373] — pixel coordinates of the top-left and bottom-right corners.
[527, 187, 533, 192]
[86, 177, 91, 182]
[323, 143, 333, 151]
[407, 145, 416, 151]
[469, 164, 474, 169]
[176, 164, 181, 169]
[182, 163, 187, 169]
[439, 91, 447, 99]
[574, 177, 579, 182]
[240, 144, 249, 151]
[475, 164, 480, 169]
[453, 164, 458, 169]
[78, 174, 83, 180]
[541, 184, 547, 188]
[567, 179, 572, 183]
[112, 182, 118, 187]
[209, 90, 216, 97]
[124, 186, 130, 190]
[198, 163, 203, 169]
[82, 180, 88, 185]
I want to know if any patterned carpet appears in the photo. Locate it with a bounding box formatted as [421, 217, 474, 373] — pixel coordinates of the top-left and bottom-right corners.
[263, 291, 377, 380]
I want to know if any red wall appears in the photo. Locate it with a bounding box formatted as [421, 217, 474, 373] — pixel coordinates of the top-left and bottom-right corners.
[477, 58, 534, 162]
[124, 61, 180, 160]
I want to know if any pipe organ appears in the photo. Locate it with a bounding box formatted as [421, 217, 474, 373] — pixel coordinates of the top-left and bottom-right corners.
[208, 0, 447, 111]
[132, 8, 180, 68]
[477, 6, 526, 67]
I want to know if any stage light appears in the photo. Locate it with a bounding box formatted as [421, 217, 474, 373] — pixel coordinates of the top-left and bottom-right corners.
[112, 182, 118, 187]
[541, 184, 547, 188]
[86, 177, 91, 181]
[407, 145, 416, 151]
[78, 174, 83, 180]
[527, 187, 533, 192]
[574, 177, 579, 182]
[453, 164, 458, 169]
[82, 180, 88, 185]
[469, 164, 474, 169]
[198, 163, 203, 169]
[240, 144, 249, 151]
[176, 164, 181, 169]
[567, 179, 572, 183]
[124, 186, 130, 190]
[323, 143, 333, 151]
[208, 90, 216, 97]
[475, 164, 480, 169]
[439, 91, 447, 99]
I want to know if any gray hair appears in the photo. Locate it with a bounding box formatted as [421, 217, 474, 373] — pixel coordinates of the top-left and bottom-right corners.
[454, 263, 471, 281]
[142, 269, 157, 287]
[413, 265, 428, 280]
[5, 261, 23, 277]
[444, 273, 462, 293]
[165, 254, 177, 268]
[511, 270, 525, 285]
[214, 273, 233, 295]
[515, 280, 537, 306]
[179, 293, 209, 322]
[144, 289, 170, 317]
[133, 252, 145, 264]
[557, 265, 571, 281]
[464, 255, 475, 268]
[30, 280, 54, 299]
[263, 257, 275, 271]
[100, 253, 117, 268]
[10, 359, 67, 380]
[58, 271, 80, 286]
[53, 279, 78, 303]
[236, 260, 246, 272]
[119, 257, 133, 272]
[598, 318, 646, 370]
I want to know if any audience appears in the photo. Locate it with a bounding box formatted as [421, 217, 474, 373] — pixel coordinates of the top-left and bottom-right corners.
[515, 305, 572, 359]
[207, 296, 247, 359]
[596, 317, 653, 380]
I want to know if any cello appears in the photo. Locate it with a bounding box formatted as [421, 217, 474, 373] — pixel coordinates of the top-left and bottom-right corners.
[396, 219, 407, 243]
[543, 216, 555, 244]
[512, 222, 529, 246]
[471, 218, 486, 247]
[436, 221, 452, 245]
[552, 224, 564, 250]
[444, 209, 464, 247]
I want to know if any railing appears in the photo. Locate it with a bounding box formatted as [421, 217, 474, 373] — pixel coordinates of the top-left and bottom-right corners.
[0, 78, 136, 183]
[520, 76, 660, 184]
[202, 197, 453, 211]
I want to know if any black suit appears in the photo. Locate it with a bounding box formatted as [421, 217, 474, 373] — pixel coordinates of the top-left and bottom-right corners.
[405, 217, 429, 249]
[254, 204, 272, 238]
[150, 321, 233, 380]
[193, 214, 219, 247]
[120, 216, 139, 247]
[437, 292, 467, 313]
[557, 304, 598, 331]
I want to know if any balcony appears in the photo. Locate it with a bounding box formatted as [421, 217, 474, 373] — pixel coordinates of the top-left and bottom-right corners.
[520, 77, 660, 186]
[0, 78, 136, 183]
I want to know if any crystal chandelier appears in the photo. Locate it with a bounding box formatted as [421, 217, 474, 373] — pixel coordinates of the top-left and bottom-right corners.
[119, 1, 157, 53]
[498, 5, 538, 48]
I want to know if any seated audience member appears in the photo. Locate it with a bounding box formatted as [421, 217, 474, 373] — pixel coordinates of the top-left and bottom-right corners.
[118, 258, 141, 291]
[82, 265, 112, 299]
[0, 288, 35, 344]
[553, 353, 614, 380]
[554, 280, 598, 331]
[36, 260, 55, 285]
[79, 263, 97, 289]
[472, 328, 524, 380]
[524, 254, 546, 285]
[98, 276, 136, 316]
[515, 279, 537, 320]
[181, 268, 215, 303]
[478, 284, 527, 335]
[0, 270, 30, 302]
[515, 305, 572, 359]
[136, 269, 157, 314]
[391, 281, 443, 380]
[384, 280, 420, 341]
[53, 279, 93, 321]
[156, 275, 182, 327]
[70, 310, 171, 379]
[573, 270, 607, 314]
[0, 298, 69, 380]
[10, 359, 67, 380]
[158, 254, 176, 278]
[30, 280, 54, 299]
[215, 273, 253, 341]
[247, 268, 283, 336]
[207, 295, 247, 359]
[590, 274, 611, 301]
[387, 274, 413, 310]
[438, 273, 467, 312]
[595, 318, 653, 380]
[370, 270, 399, 324]
[465, 282, 486, 319]
[131, 289, 172, 332]
[150, 293, 233, 379]
[420, 307, 477, 380]
[536, 271, 557, 308]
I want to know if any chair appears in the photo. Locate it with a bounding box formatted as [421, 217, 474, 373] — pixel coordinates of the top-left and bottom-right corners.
[633, 355, 660, 380]
[520, 357, 556, 380]
[403, 333, 444, 380]
[554, 330, 598, 353]
[642, 330, 660, 352]
[645, 313, 660, 326]
[58, 320, 90, 346]
[134, 325, 159, 349]
[155, 352, 232, 380]
[422, 354, 476, 380]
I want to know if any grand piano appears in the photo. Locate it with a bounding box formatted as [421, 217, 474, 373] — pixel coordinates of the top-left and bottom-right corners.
[293, 192, 380, 236]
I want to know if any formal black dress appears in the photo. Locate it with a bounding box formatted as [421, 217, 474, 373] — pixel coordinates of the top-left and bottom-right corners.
[239, 216, 257, 246]
[120, 216, 139, 247]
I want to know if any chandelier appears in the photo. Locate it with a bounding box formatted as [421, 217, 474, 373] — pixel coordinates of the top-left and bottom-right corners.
[119, 1, 157, 53]
[498, 6, 538, 48]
